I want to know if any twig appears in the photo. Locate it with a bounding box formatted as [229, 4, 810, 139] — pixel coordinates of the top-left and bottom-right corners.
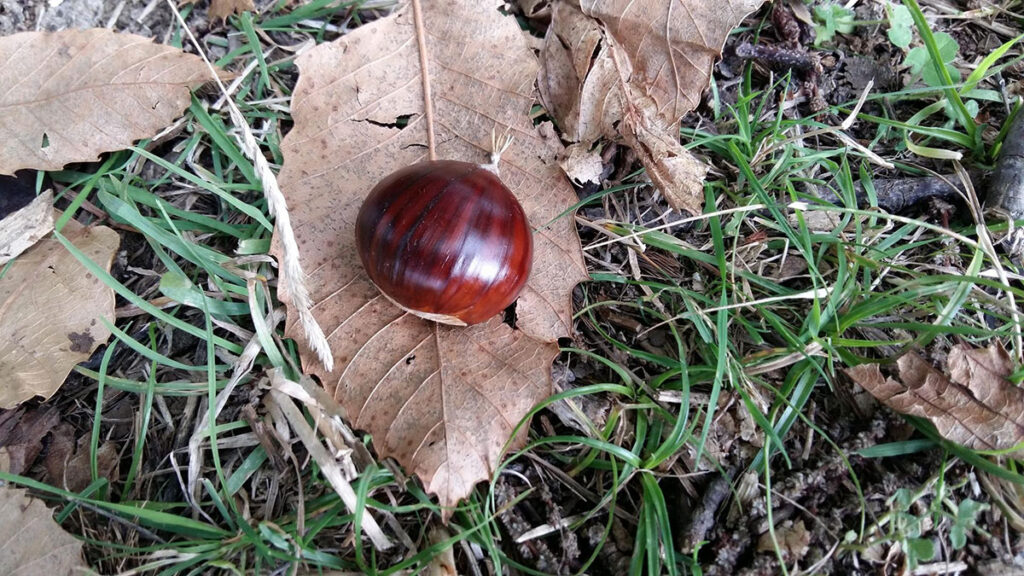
[164, 0, 335, 372]
[411, 0, 436, 160]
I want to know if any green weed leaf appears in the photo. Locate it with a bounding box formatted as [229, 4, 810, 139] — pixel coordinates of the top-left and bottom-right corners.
[813, 4, 855, 46]
[886, 3, 914, 48]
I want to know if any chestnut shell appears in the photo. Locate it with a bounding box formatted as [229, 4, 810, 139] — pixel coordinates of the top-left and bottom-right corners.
[355, 160, 533, 325]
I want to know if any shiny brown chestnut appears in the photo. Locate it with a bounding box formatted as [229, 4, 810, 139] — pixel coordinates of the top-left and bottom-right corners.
[355, 160, 533, 326]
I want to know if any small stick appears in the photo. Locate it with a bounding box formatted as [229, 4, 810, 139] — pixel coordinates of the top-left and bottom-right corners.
[411, 0, 437, 161]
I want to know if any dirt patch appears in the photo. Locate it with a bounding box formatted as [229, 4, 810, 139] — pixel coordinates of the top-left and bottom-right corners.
[1, 0, 175, 37]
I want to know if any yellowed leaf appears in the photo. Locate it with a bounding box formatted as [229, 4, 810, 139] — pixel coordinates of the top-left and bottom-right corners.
[0, 29, 219, 174]
[845, 343, 1024, 455]
[539, 0, 766, 214]
[0, 485, 86, 575]
[272, 0, 586, 511]
[0, 219, 119, 409]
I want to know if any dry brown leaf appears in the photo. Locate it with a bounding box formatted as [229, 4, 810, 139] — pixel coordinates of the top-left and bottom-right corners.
[209, 0, 255, 20]
[845, 343, 1024, 455]
[181, 0, 256, 20]
[757, 519, 810, 562]
[0, 219, 119, 409]
[272, 0, 586, 511]
[0, 29, 219, 174]
[559, 144, 604, 185]
[539, 0, 765, 214]
[0, 485, 86, 575]
[43, 424, 119, 492]
[0, 406, 60, 475]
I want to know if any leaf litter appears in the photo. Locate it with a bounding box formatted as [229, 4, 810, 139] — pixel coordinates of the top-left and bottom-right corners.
[846, 343, 1024, 456]
[2, 0, 1024, 569]
[539, 0, 767, 214]
[181, 0, 255, 22]
[0, 28, 220, 174]
[272, 0, 587, 511]
[0, 218, 119, 410]
[0, 485, 86, 575]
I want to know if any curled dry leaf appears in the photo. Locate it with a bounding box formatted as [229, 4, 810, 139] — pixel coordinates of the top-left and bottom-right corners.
[0, 28, 220, 174]
[272, 0, 586, 511]
[0, 485, 86, 575]
[0, 218, 119, 409]
[538, 0, 766, 214]
[845, 344, 1024, 456]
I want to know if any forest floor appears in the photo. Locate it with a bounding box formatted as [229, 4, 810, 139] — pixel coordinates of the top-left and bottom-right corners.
[2, 0, 1024, 575]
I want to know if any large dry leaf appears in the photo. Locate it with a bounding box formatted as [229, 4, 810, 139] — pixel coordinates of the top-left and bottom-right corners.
[845, 344, 1024, 456]
[0, 29, 218, 174]
[272, 0, 586, 510]
[538, 0, 766, 214]
[0, 485, 86, 575]
[0, 219, 119, 409]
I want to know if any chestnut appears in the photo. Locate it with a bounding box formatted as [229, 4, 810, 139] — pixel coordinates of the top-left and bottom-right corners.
[355, 160, 533, 326]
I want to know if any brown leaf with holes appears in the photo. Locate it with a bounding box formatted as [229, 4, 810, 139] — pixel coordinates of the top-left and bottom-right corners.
[538, 0, 766, 214]
[271, 0, 586, 512]
[0, 485, 87, 575]
[0, 29, 220, 174]
[845, 343, 1024, 456]
[0, 218, 119, 409]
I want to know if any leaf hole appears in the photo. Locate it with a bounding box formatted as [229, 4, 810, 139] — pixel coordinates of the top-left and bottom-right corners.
[405, 354, 415, 365]
[502, 301, 519, 329]
[359, 113, 418, 130]
[40, 133, 50, 149]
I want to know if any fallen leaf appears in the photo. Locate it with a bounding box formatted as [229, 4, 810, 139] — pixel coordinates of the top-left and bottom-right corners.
[0, 190, 54, 265]
[0, 406, 61, 474]
[44, 424, 119, 492]
[0, 29, 220, 174]
[272, 0, 586, 511]
[845, 343, 1024, 456]
[757, 519, 810, 562]
[0, 485, 86, 575]
[538, 0, 766, 214]
[209, 0, 255, 20]
[559, 144, 605, 185]
[180, 0, 255, 20]
[0, 219, 119, 409]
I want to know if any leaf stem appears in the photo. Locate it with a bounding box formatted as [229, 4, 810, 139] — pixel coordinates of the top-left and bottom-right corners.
[411, 0, 437, 161]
